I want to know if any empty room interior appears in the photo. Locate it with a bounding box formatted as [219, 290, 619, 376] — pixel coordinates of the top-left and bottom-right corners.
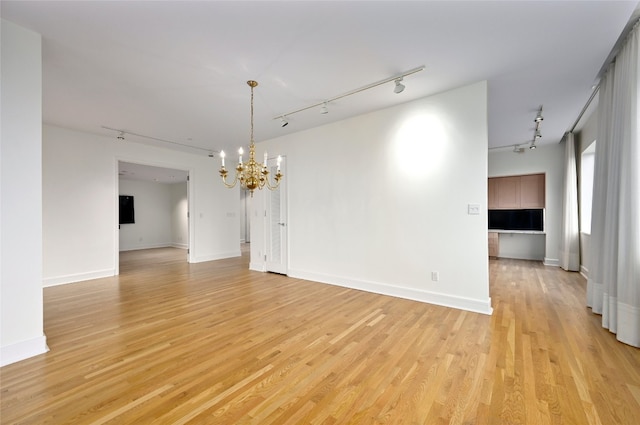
[1, 1, 639, 424]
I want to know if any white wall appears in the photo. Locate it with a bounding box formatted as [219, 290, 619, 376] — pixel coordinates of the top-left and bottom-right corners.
[118, 179, 173, 251]
[1, 20, 48, 365]
[170, 183, 189, 249]
[43, 124, 240, 286]
[251, 81, 492, 314]
[488, 142, 565, 265]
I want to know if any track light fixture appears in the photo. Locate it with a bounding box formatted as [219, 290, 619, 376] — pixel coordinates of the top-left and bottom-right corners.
[273, 65, 425, 126]
[280, 116, 289, 127]
[529, 105, 543, 150]
[102, 126, 215, 155]
[508, 105, 544, 153]
[394, 78, 405, 94]
[534, 108, 544, 123]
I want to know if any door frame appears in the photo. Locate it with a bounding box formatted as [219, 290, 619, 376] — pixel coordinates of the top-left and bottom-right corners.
[114, 158, 194, 275]
[264, 156, 288, 275]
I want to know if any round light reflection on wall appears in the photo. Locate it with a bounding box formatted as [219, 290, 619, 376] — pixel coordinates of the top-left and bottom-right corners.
[392, 113, 447, 179]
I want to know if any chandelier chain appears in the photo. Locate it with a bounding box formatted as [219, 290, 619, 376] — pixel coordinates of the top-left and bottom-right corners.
[250, 81, 255, 144]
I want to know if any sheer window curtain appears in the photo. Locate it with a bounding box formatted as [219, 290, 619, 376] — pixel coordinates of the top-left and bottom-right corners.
[586, 21, 640, 347]
[559, 132, 580, 271]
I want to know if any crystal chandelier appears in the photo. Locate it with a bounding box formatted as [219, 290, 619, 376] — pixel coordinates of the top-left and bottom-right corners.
[219, 80, 283, 196]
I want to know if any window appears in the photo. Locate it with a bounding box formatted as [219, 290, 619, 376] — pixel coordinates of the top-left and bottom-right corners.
[580, 141, 596, 234]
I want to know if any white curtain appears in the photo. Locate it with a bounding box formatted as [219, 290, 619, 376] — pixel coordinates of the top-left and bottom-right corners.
[559, 132, 580, 271]
[586, 21, 640, 348]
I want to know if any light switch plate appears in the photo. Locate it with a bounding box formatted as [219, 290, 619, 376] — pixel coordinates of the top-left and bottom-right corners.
[468, 204, 481, 215]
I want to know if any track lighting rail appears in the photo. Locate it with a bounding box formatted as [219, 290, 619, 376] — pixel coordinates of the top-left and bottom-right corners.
[101, 125, 216, 155]
[273, 65, 425, 123]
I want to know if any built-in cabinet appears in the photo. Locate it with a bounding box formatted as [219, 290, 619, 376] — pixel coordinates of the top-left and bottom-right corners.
[488, 173, 545, 209]
[488, 173, 545, 259]
[519, 174, 545, 208]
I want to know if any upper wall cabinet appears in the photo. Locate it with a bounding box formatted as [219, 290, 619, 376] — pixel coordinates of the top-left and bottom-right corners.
[488, 173, 545, 209]
[519, 174, 545, 208]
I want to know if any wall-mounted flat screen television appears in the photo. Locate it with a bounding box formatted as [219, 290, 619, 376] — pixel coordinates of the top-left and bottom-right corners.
[489, 209, 543, 231]
[119, 195, 135, 224]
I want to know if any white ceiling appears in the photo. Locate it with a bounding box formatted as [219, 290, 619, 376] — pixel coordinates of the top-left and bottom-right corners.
[3, 0, 639, 161]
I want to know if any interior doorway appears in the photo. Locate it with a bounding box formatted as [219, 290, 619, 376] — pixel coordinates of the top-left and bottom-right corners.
[240, 189, 251, 243]
[265, 156, 287, 274]
[116, 161, 191, 274]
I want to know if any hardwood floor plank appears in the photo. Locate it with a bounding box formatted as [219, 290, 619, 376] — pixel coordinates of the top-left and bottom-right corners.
[1, 250, 639, 424]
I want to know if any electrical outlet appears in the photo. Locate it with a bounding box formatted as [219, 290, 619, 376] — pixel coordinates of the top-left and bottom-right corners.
[431, 271, 439, 282]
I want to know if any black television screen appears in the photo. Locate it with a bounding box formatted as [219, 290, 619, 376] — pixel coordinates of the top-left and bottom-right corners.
[489, 209, 543, 231]
[119, 195, 135, 224]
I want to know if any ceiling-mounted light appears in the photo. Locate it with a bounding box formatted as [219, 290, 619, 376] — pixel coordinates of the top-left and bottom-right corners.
[320, 102, 329, 114]
[394, 78, 405, 94]
[280, 116, 289, 127]
[528, 105, 543, 150]
[534, 106, 544, 123]
[101, 125, 212, 155]
[272, 65, 425, 122]
[218, 80, 283, 197]
[513, 145, 525, 154]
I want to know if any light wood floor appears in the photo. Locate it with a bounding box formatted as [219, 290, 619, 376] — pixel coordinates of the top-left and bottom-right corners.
[1, 248, 639, 424]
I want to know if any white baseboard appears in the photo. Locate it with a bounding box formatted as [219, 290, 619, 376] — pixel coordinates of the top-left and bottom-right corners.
[580, 265, 589, 279]
[543, 257, 560, 267]
[498, 255, 545, 261]
[119, 243, 173, 252]
[1, 335, 48, 367]
[170, 243, 188, 249]
[288, 269, 493, 315]
[249, 262, 266, 272]
[193, 251, 241, 263]
[43, 268, 115, 287]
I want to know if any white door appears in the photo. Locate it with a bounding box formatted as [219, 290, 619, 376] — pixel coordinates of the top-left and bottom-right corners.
[265, 157, 287, 274]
